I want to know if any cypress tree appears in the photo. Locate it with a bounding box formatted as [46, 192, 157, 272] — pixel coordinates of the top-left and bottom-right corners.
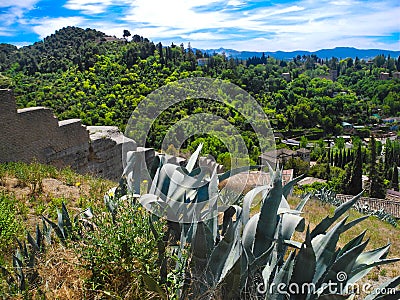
[392, 165, 399, 192]
[369, 136, 386, 198]
[326, 162, 331, 181]
[343, 148, 347, 167]
[347, 145, 363, 195]
[338, 150, 343, 169]
[327, 148, 331, 165]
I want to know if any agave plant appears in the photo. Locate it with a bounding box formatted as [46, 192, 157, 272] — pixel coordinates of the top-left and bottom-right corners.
[0, 203, 94, 293]
[316, 188, 398, 228]
[118, 144, 400, 299]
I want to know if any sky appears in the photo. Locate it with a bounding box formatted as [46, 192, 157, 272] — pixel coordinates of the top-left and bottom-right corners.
[0, 0, 399, 51]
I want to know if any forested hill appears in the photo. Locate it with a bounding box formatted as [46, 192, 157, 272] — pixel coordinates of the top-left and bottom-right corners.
[0, 26, 399, 166]
[0, 27, 108, 74]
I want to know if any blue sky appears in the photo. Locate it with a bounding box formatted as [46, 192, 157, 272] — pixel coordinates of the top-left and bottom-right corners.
[0, 0, 399, 51]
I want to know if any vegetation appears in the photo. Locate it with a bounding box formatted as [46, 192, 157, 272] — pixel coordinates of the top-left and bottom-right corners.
[0, 159, 399, 298]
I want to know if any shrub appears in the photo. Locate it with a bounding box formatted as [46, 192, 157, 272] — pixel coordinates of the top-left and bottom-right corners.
[78, 202, 165, 299]
[0, 192, 23, 256]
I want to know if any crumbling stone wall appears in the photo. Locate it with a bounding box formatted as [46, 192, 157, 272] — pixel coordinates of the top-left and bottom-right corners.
[0, 89, 136, 181]
[1, 89, 89, 169]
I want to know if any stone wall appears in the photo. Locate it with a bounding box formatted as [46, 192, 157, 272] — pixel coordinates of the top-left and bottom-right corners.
[0, 89, 136, 181]
[1, 89, 89, 169]
[87, 126, 136, 180]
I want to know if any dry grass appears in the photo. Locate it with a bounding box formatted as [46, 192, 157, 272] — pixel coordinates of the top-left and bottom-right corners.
[32, 244, 90, 300]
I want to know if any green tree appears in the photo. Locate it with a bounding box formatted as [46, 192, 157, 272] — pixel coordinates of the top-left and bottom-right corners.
[335, 137, 345, 150]
[368, 136, 386, 198]
[284, 157, 309, 177]
[300, 136, 308, 148]
[392, 164, 399, 191]
[123, 29, 131, 41]
[344, 145, 362, 195]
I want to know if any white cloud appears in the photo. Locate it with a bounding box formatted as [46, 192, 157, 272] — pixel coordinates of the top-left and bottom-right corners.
[227, 0, 245, 6]
[64, 0, 113, 15]
[31, 17, 86, 39]
[0, 0, 39, 8]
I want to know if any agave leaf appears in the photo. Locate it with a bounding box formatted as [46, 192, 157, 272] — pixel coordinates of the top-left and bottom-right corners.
[35, 224, 42, 251]
[337, 230, 367, 257]
[207, 219, 240, 285]
[186, 143, 203, 173]
[42, 215, 65, 242]
[341, 215, 369, 233]
[284, 240, 302, 249]
[242, 213, 259, 255]
[283, 174, 306, 199]
[352, 244, 391, 271]
[280, 213, 305, 241]
[253, 171, 282, 258]
[15, 238, 28, 259]
[149, 160, 161, 195]
[270, 251, 295, 300]
[311, 192, 362, 239]
[295, 192, 312, 212]
[141, 272, 168, 300]
[290, 228, 316, 300]
[12, 255, 25, 291]
[249, 242, 275, 272]
[221, 206, 237, 236]
[347, 257, 400, 287]
[148, 154, 164, 181]
[221, 237, 243, 280]
[242, 185, 269, 227]
[27, 231, 40, 253]
[364, 276, 400, 300]
[323, 239, 370, 288]
[312, 217, 348, 284]
[61, 202, 73, 235]
[42, 218, 52, 244]
[191, 222, 209, 280]
[217, 248, 248, 298]
[124, 150, 145, 194]
[153, 163, 176, 200]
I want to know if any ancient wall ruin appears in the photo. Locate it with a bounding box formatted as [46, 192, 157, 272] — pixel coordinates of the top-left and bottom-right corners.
[0, 89, 136, 181]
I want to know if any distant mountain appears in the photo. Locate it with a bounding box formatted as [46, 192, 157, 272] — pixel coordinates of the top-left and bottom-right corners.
[200, 47, 400, 60]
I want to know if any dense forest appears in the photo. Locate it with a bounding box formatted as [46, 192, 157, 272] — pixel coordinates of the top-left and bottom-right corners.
[0, 26, 399, 195]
